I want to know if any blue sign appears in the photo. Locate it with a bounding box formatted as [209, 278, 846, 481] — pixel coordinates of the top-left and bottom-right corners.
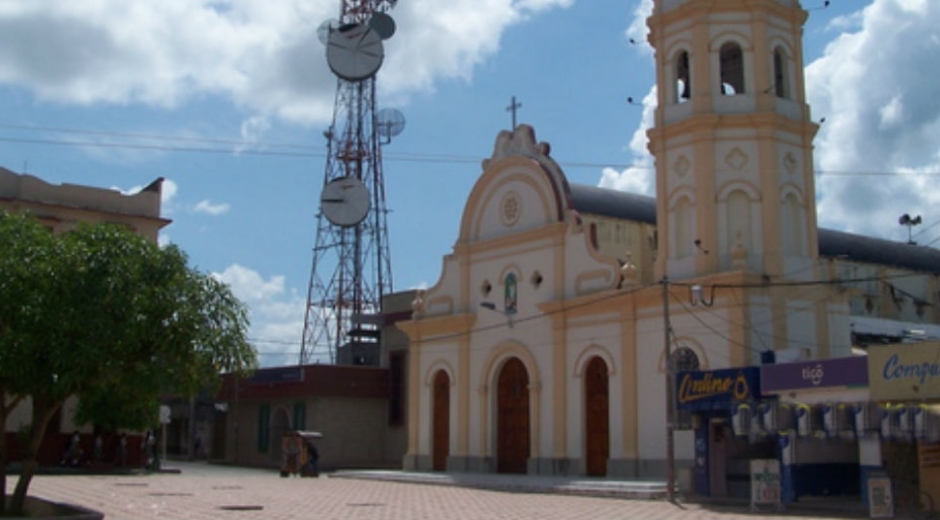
[676, 367, 761, 411]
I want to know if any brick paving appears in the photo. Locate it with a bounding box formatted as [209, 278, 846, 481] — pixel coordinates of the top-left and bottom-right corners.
[17, 461, 890, 520]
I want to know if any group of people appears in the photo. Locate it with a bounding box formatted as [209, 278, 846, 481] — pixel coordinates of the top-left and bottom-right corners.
[59, 431, 154, 469]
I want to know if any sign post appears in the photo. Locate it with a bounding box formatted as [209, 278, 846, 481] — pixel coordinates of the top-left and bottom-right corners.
[867, 475, 894, 518]
[750, 459, 783, 512]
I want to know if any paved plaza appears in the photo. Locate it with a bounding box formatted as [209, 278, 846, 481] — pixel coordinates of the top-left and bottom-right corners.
[19, 461, 880, 520]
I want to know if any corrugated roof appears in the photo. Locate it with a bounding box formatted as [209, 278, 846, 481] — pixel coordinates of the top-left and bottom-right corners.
[568, 183, 940, 275]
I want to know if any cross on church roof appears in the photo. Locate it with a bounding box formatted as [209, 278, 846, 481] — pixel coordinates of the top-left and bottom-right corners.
[506, 95, 522, 130]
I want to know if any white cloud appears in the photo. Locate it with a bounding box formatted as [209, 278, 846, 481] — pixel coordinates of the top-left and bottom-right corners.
[598, 86, 655, 196]
[0, 0, 574, 126]
[625, 0, 652, 54]
[806, 0, 940, 243]
[161, 178, 178, 205]
[112, 177, 177, 207]
[215, 263, 306, 367]
[239, 116, 270, 144]
[193, 199, 231, 216]
[216, 263, 285, 302]
[600, 0, 655, 196]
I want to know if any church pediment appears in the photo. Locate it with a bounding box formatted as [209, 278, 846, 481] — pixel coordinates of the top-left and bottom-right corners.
[459, 125, 572, 244]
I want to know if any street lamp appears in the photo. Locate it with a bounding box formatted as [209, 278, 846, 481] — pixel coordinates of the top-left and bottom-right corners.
[479, 302, 515, 328]
[899, 213, 922, 245]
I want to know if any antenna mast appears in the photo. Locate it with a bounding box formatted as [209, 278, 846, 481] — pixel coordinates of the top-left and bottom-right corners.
[300, 0, 401, 366]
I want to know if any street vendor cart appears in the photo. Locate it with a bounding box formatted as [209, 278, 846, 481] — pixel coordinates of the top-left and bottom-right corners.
[280, 430, 323, 477]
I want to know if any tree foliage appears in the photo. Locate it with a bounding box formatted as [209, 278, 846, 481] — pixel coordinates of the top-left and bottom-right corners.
[0, 211, 257, 514]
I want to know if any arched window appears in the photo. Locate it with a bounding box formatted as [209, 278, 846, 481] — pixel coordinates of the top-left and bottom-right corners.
[720, 42, 745, 95]
[676, 51, 691, 102]
[504, 272, 518, 314]
[773, 47, 789, 98]
[671, 346, 700, 372]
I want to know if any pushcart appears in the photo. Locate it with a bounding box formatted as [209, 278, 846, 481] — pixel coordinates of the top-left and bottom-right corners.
[280, 430, 323, 477]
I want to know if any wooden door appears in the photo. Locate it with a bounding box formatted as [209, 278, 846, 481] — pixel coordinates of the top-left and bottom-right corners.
[497, 357, 530, 474]
[432, 370, 450, 471]
[585, 356, 609, 476]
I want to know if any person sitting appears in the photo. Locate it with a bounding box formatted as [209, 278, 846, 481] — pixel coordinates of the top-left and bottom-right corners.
[302, 441, 319, 477]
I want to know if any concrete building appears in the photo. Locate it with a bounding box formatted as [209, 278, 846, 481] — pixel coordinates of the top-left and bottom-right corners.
[0, 166, 170, 465]
[210, 290, 414, 471]
[0, 166, 168, 241]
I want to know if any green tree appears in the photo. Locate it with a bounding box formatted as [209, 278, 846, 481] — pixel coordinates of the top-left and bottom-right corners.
[0, 211, 257, 515]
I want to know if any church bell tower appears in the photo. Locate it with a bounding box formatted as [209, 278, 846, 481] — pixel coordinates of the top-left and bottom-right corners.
[647, 0, 820, 282]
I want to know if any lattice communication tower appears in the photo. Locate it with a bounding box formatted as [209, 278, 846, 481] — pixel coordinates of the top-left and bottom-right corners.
[300, 0, 404, 365]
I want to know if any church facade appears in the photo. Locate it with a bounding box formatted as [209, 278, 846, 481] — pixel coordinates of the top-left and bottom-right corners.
[398, 0, 940, 482]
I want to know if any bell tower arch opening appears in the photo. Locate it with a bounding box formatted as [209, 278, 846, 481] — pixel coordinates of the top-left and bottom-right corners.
[676, 50, 691, 102]
[719, 41, 745, 95]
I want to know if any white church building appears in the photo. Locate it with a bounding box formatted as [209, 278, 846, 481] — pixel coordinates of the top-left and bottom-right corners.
[397, 0, 940, 489]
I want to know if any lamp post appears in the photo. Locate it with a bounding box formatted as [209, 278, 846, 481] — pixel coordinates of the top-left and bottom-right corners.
[662, 277, 676, 502]
[479, 301, 515, 327]
[899, 213, 922, 245]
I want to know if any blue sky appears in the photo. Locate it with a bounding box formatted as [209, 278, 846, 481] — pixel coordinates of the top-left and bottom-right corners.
[2, 0, 939, 366]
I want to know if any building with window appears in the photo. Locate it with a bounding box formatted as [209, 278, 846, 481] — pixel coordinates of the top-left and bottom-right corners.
[0, 166, 168, 241]
[396, 0, 940, 495]
[0, 166, 170, 465]
[211, 291, 413, 470]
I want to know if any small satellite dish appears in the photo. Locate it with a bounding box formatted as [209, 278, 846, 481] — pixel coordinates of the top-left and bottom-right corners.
[369, 12, 396, 40]
[317, 18, 339, 45]
[376, 108, 406, 141]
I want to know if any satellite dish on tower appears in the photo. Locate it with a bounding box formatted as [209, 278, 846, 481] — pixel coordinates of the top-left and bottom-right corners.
[326, 23, 384, 81]
[369, 12, 396, 40]
[317, 18, 339, 45]
[376, 108, 406, 143]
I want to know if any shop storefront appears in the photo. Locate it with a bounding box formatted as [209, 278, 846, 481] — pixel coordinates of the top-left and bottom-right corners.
[676, 366, 764, 498]
[761, 356, 869, 503]
[867, 341, 940, 509]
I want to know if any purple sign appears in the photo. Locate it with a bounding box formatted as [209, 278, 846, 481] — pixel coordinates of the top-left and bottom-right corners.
[760, 356, 867, 393]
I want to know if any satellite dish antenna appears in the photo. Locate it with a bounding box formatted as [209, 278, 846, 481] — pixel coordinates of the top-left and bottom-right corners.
[376, 108, 406, 143]
[326, 23, 384, 81]
[369, 12, 396, 40]
[317, 19, 339, 45]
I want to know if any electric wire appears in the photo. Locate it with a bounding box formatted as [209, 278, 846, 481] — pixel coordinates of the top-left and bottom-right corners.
[3, 123, 940, 176]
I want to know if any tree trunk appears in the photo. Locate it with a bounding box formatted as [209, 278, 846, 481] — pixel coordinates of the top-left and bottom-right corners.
[0, 401, 10, 515]
[9, 398, 60, 516]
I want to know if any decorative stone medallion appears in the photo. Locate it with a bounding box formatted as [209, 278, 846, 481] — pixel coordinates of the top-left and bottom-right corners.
[725, 147, 749, 171]
[673, 155, 691, 178]
[783, 151, 798, 175]
[501, 191, 521, 226]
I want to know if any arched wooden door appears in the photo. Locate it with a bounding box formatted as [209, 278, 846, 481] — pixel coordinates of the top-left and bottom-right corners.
[497, 357, 530, 474]
[585, 356, 609, 476]
[432, 370, 450, 471]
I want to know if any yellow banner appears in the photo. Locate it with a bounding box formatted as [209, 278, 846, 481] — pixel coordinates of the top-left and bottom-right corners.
[867, 341, 940, 401]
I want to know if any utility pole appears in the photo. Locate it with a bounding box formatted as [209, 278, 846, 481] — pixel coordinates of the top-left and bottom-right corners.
[662, 277, 676, 502]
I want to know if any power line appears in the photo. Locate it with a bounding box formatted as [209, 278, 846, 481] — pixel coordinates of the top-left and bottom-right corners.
[3, 125, 940, 177]
[252, 270, 934, 362]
